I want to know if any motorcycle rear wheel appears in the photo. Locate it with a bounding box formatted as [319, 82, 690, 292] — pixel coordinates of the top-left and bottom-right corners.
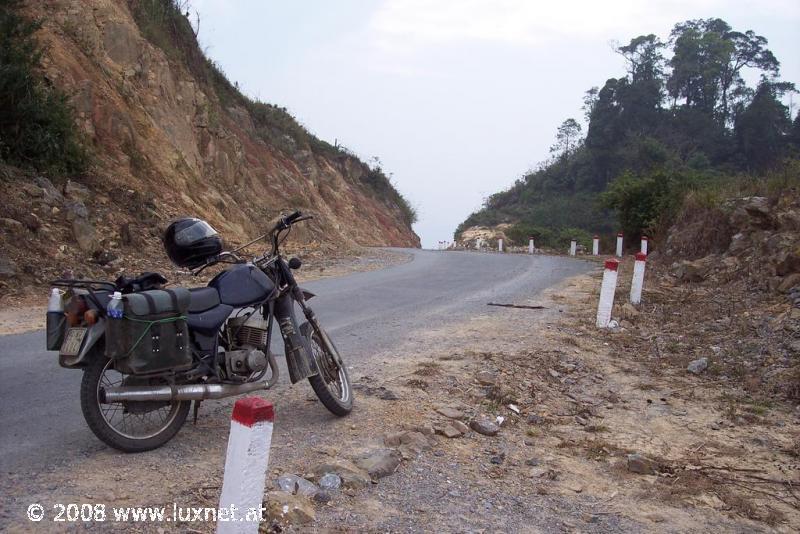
[304, 324, 353, 416]
[80, 356, 190, 452]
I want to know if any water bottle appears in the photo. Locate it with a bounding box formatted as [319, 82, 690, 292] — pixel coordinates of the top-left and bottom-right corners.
[46, 288, 66, 350]
[48, 288, 63, 313]
[107, 291, 124, 319]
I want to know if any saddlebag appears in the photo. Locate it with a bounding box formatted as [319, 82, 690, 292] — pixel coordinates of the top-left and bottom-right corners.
[105, 288, 192, 375]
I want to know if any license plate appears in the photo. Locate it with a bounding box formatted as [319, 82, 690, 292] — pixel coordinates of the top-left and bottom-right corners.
[60, 328, 87, 357]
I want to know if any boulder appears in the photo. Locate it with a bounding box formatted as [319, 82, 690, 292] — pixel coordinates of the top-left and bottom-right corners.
[33, 176, 63, 205]
[72, 218, 97, 252]
[435, 406, 465, 420]
[687, 357, 709, 374]
[778, 273, 800, 293]
[21, 183, 44, 198]
[64, 200, 89, 221]
[436, 425, 462, 438]
[265, 491, 315, 526]
[675, 257, 714, 282]
[313, 459, 370, 489]
[476, 371, 497, 386]
[0, 256, 18, 279]
[0, 218, 24, 232]
[774, 248, 800, 277]
[469, 417, 500, 436]
[730, 197, 773, 230]
[353, 448, 402, 480]
[627, 453, 656, 475]
[64, 180, 90, 201]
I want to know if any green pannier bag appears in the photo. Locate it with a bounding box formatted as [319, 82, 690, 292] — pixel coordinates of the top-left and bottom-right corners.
[105, 288, 192, 375]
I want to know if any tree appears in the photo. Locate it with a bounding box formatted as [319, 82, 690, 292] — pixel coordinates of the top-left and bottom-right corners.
[0, 0, 87, 174]
[734, 80, 792, 170]
[668, 18, 780, 125]
[550, 118, 582, 158]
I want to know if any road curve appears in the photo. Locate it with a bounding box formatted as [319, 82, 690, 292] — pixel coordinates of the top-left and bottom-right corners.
[0, 249, 592, 476]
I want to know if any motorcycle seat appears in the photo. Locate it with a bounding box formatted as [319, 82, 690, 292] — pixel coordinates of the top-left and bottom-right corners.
[188, 287, 221, 313]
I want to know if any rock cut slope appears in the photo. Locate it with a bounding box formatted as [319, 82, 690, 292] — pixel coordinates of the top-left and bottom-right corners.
[0, 0, 418, 291]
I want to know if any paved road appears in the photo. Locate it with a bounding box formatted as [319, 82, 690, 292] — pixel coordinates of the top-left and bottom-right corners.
[0, 249, 591, 476]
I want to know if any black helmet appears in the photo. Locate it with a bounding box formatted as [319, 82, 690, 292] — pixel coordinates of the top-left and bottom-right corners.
[163, 218, 223, 268]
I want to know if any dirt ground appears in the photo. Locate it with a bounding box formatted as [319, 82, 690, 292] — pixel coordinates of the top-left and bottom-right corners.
[3, 252, 798, 532]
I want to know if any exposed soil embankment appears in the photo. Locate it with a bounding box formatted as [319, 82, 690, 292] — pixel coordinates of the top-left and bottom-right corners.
[0, 0, 419, 299]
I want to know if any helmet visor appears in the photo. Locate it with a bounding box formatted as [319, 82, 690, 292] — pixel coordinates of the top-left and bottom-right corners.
[174, 220, 218, 246]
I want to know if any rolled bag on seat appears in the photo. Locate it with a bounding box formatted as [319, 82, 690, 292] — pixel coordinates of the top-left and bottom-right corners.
[105, 288, 192, 375]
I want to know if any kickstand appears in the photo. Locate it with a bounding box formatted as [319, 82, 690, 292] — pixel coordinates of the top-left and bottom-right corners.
[192, 400, 202, 424]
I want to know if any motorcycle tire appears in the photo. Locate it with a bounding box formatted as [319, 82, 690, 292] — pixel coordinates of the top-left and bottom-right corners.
[80, 356, 190, 452]
[303, 323, 353, 416]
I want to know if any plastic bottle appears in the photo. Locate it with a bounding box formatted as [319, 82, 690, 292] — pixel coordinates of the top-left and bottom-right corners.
[46, 288, 65, 350]
[48, 288, 63, 312]
[107, 291, 124, 319]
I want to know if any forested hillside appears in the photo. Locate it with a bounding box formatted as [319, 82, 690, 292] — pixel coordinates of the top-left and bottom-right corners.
[456, 18, 799, 249]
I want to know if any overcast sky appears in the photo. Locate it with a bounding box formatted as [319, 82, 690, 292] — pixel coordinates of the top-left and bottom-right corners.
[187, 0, 799, 248]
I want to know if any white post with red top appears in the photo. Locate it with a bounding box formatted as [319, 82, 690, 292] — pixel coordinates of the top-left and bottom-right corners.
[630, 252, 647, 305]
[615, 233, 623, 257]
[640, 236, 648, 254]
[592, 236, 599, 256]
[596, 258, 620, 328]
[217, 397, 274, 534]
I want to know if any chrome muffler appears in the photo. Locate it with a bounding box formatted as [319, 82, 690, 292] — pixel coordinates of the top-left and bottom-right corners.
[101, 354, 279, 403]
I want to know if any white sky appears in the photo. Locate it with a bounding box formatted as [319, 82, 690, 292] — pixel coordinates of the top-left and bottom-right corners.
[187, 0, 800, 248]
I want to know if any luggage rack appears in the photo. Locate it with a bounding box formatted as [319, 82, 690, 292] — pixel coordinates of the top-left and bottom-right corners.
[50, 279, 117, 314]
[50, 278, 117, 291]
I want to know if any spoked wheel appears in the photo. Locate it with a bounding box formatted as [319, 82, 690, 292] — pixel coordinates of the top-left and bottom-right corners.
[80, 357, 190, 452]
[304, 324, 353, 416]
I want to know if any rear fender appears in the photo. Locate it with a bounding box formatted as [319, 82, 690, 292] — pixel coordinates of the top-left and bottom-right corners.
[59, 319, 106, 369]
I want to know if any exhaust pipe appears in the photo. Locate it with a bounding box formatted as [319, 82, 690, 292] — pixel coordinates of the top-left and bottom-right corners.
[101, 353, 280, 403]
[102, 381, 272, 403]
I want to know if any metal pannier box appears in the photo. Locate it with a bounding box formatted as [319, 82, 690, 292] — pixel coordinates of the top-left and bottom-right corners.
[105, 288, 192, 374]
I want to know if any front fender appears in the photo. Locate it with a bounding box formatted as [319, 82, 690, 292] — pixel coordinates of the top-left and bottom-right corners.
[59, 319, 106, 369]
[300, 287, 315, 301]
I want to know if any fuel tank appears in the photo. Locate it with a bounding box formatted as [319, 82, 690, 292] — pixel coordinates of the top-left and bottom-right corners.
[209, 264, 276, 307]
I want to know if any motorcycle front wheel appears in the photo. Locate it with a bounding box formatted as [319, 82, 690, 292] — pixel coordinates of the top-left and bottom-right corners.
[80, 356, 190, 452]
[303, 324, 353, 416]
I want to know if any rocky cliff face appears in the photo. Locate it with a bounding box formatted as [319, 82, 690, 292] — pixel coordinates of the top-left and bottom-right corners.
[0, 0, 418, 291]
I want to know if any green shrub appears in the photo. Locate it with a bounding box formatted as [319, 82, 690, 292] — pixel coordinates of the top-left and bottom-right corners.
[601, 169, 710, 240]
[0, 0, 88, 175]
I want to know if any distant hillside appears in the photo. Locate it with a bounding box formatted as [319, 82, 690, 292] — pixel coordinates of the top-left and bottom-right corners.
[456, 18, 799, 249]
[0, 0, 419, 291]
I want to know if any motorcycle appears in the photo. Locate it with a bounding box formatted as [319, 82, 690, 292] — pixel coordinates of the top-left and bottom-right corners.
[47, 210, 352, 452]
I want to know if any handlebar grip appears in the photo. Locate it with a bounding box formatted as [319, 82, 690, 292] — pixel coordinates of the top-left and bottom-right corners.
[285, 210, 302, 224]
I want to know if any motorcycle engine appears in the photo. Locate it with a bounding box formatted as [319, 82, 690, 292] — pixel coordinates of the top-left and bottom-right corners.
[225, 315, 269, 377]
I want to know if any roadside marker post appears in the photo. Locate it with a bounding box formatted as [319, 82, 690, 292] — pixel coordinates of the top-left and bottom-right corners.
[640, 236, 648, 255]
[596, 258, 619, 328]
[498, 238, 503, 253]
[592, 235, 599, 256]
[217, 397, 274, 533]
[569, 239, 577, 256]
[529, 237, 534, 254]
[615, 233, 623, 257]
[630, 252, 647, 305]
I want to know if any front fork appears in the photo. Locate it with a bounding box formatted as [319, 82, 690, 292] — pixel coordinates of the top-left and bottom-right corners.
[273, 291, 320, 384]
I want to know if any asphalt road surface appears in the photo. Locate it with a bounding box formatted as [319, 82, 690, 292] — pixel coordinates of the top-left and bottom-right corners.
[0, 249, 591, 476]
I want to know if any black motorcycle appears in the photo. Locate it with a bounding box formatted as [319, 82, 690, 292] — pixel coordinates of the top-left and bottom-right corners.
[47, 211, 352, 452]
